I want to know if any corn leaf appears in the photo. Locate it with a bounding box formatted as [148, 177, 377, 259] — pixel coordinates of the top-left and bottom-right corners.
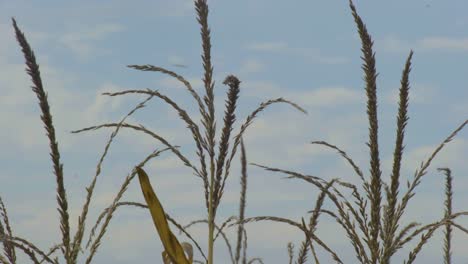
[181, 242, 194, 262]
[136, 166, 191, 264]
[162, 243, 193, 264]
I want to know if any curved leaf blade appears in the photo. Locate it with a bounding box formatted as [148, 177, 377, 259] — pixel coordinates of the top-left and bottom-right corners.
[136, 166, 191, 264]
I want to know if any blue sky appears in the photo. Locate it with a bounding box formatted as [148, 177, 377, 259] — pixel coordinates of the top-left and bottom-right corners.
[1, 0, 467, 263]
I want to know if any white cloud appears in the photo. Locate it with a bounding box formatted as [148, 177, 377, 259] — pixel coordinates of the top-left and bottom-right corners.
[449, 101, 468, 120]
[242, 80, 363, 108]
[245, 41, 348, 64]
[290, 86, 363, 107]
[167, 55, 189, 67]
[157, 0, 197, 17]
[381, 35, 413, 53]
[400, 138, 468, 175]
[291, 47, 349, 65]
[59, 23, 125, 59]
[83, 82, 127, 123]
[385, 82, 437, 105]
[420, 37, 468, 51]
[239, 58, 265, 75]
[246, 41, 289, 52]
[382, 35, 468, 53]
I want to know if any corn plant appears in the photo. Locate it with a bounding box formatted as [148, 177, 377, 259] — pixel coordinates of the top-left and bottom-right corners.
[1, 0, 467, 263]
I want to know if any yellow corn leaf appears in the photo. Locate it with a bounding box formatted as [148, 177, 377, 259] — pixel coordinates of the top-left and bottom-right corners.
[162, 251, 171, 264]
[181, 242, 193, 262]
[162, 243, 193, 264]
[136, 166, 191, 264]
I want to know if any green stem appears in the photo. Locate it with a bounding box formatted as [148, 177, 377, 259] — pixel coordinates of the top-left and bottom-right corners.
[208, 160, 215, 264]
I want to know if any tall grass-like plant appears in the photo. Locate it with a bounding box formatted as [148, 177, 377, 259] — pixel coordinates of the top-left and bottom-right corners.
[234, 1, 468, 263]
[438, 168, 454, 264]
[1, 0, 467, 263]
[1, 18, 195, 264]
[71, 0, 306, 262]
[2, 0, 306, 263]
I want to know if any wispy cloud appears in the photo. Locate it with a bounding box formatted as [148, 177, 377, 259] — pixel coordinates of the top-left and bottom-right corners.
[59, 23, 125, 60]
[382, 35, 468, 53]
[385, 82, 438, 105]
[167, 55, 189, 67]
[246, 41, 289, 52]
[242, 80, 362, 107]
[238, 58, 265, 75]
[290, 86, 363, 107]
[420, 37, 468, 51]
[246, 41, 348, 64]
[381, 35, 413, 53]
[291, 47, 349, 65]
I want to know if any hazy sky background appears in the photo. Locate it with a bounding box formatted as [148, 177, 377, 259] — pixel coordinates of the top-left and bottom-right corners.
[1, 0, 467, 263]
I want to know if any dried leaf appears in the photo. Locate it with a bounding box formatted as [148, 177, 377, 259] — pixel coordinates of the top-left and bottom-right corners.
[136, 166, 191, 264]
